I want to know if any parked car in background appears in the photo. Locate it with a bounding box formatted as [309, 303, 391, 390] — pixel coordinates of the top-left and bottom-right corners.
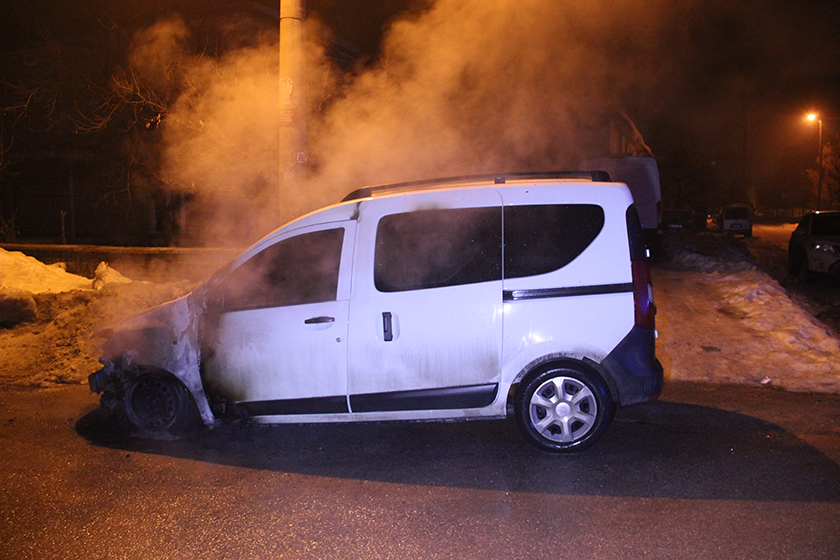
[721, 205, 752, 237]
[788, 211, 840, 281]
[661, 209, 694, 232]
[89, 172, 663, 453]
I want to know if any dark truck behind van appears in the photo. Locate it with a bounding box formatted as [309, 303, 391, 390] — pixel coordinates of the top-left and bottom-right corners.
[579, 156, 662, 250]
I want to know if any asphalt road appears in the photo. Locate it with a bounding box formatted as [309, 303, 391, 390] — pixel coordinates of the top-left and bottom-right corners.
[2, 380, 839, 560]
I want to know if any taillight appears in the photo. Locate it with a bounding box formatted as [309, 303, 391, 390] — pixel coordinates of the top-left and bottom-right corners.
[632, 259, 655, 330]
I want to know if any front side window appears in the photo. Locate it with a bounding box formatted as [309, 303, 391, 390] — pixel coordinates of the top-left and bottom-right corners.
[504, 204, 604, 278]
[375, 207, 502, 292]
[223, 228, 345, 311]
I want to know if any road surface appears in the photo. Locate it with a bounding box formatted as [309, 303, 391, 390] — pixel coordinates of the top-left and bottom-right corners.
[2, 380, 839, 560]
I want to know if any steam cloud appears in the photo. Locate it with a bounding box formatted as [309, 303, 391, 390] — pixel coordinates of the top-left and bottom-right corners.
[130, 0, 840, 246]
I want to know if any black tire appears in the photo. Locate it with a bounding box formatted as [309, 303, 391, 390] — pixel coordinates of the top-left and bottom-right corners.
[514, 362, 613, 452]
[123, 373, 193, 432]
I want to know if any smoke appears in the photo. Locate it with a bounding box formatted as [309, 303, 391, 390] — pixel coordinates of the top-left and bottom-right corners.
[127, 1, 840, 246]
[305, 0, 665, 201]
[126, 16, 283, 246]
[305, 0, 840, 209]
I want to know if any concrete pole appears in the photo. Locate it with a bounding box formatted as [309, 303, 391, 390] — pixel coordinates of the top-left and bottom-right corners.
[279, 0, 305, 221]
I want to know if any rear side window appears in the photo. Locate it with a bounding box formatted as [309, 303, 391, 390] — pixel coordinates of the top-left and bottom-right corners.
[504, 204, 604, 278]
[375, 207, 502, 292]
[223, 228, 344, 311]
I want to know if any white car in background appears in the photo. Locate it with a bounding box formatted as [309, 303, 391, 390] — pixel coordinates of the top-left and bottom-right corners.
[788, 211, 840, 281]
[89, 172, 663, 452]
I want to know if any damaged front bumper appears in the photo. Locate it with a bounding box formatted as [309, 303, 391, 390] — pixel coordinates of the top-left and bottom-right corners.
[88, 363, 114, 394]
[88, 294, 218, 427]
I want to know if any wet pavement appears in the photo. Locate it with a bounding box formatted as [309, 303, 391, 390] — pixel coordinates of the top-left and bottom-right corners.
[2, 381, 839, 559]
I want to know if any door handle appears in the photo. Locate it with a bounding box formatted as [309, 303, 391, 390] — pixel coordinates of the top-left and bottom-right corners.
[304, 316, 335, 325]
[382, 311, 393, 342]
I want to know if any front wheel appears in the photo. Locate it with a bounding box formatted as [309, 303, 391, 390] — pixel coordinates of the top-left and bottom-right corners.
[124, 373, 194, 432]
[514, 363, 613, 452]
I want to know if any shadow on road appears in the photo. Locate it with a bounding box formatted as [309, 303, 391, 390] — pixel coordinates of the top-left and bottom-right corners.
[76, 399, 840, 503]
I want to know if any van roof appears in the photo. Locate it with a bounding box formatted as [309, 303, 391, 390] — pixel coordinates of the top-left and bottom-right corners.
[341, 171, 612, 202]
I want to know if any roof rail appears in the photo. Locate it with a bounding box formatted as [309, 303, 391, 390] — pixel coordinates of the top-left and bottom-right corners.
[341, 171, 612, 202]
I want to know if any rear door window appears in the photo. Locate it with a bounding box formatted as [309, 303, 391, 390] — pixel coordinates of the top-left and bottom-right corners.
[503, 204, 604, 278]
[373, 203, 605, 291]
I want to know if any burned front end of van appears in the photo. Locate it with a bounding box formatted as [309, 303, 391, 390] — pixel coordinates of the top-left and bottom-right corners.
[88, 293, 217, 430]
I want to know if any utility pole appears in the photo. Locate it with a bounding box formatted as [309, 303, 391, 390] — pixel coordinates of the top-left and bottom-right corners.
[278, 0, 305, 220]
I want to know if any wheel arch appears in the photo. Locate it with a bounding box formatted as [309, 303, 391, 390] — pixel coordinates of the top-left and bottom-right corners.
[505, 354, 618, 416]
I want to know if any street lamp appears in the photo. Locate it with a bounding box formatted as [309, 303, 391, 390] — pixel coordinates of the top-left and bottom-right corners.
[807, 113, 824, 210]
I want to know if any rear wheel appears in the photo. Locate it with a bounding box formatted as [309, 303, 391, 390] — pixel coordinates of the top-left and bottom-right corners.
[515, 363, 613, 452]
[124, 373, 193, 432]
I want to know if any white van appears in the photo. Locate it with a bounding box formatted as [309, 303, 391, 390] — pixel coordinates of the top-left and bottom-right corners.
[721, 205, 752, 237]
[89, 172, 663, 452]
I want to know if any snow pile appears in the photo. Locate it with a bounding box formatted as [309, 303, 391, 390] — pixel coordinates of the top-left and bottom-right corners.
[667, 250, 757, 274]
[0, 248, 195, 387]
[660, 232, 760, 273]
[91, 261, 133, 289]
[0, 288, 37, 327]
[656, 234, 840, 394]
[0, 249, 92, 293]
[0, 248, 135, 330]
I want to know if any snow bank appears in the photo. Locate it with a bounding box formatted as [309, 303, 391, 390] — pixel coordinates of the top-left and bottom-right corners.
[0, 248, 135, 329]
[0, 248, 195, 386]
[656, 234, 840, 394]
[0, 248, 93, 293]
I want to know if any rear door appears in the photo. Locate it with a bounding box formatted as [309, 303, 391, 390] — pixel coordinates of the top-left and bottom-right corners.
[347, 190, 503, 415]
[500, 200, 636, 372]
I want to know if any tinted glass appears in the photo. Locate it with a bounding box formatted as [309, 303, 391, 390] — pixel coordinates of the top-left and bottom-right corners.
[504, 204, 605, 278]
[223, 228, 344, 311]
[812, 214, 840, 236]
[375, 207, 502, 292]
